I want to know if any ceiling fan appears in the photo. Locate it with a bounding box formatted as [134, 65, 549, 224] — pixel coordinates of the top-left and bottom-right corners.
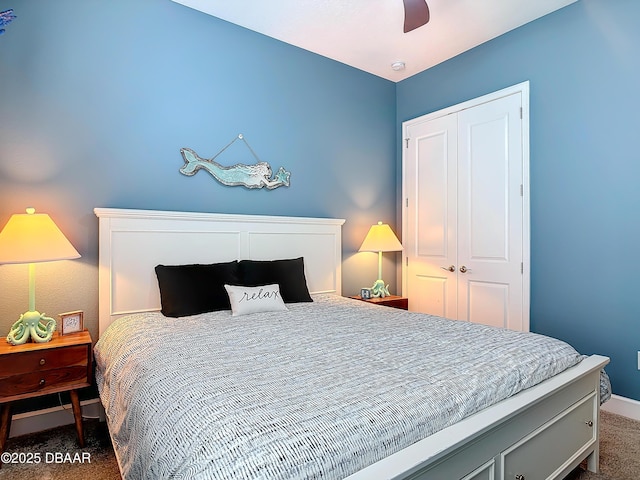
[402, 0, 430, 33]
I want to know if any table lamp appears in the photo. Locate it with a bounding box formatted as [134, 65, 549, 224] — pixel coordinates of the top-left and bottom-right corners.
[0, 208, 80, 345]
[359, 221, 402, 298]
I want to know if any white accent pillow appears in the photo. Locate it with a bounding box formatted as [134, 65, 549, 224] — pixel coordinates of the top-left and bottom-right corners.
[224, 284, 288, 316]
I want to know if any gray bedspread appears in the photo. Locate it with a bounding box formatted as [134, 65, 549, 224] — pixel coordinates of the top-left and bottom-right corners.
[94, 294, 585, 480]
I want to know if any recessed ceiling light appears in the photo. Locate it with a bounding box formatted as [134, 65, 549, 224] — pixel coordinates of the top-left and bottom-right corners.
[391, 61, 406, 71]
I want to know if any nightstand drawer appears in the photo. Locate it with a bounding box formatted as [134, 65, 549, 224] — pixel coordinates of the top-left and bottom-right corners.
[0, 345, 88, 377]
[0, 365, 89, 397]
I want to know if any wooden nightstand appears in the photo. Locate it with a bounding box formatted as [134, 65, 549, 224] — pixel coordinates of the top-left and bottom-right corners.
[349, 295, 409, 310]
[0, 331, 92, 460]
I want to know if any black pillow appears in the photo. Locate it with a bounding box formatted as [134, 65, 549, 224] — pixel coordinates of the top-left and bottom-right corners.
[238, 257, 313, 303]
[155, 261, 240, 317]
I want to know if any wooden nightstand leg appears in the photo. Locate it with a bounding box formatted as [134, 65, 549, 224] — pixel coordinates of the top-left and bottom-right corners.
[69, 390, 85, 448]
[0, 403, 12, 467]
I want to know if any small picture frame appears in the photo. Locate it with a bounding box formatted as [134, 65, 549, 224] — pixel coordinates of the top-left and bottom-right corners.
[58, 310, 84, 335]
[360, 288, 372, 300]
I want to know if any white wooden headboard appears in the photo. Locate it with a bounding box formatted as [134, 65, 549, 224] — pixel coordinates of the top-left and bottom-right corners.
[94, 208, 345, 337]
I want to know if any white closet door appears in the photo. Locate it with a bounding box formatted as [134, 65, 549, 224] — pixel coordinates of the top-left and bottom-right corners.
[405, 114, 458, 319]
[403, 83, 529, 331]
[457, 92, 524, 330]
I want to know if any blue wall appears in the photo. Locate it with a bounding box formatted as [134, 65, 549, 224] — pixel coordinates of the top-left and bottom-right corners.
[0, 0, 397, 344]
[1, 0, 638, 406]
[397, 0, 640, 401]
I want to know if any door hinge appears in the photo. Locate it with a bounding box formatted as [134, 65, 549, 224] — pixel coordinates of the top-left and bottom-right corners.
[521, 262, 524, 274]
[406, 198, 409, 208]
[520, 107, 523, 119]
[520, 184, 523, 197]
[405, 138, 410, 148]
[406, 257, 409, 267]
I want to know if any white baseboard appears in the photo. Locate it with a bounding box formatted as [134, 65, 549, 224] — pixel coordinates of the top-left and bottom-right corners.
[9, 398, 105, 438]
[601, 394, 640, 421]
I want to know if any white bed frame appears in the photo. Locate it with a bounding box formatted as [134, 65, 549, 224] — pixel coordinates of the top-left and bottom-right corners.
[94, 207, 609, 480]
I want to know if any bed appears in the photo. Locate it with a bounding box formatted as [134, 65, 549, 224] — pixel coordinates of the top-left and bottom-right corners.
[94, 207, 610, 480]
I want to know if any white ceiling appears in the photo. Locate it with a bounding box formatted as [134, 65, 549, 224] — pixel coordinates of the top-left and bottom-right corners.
[171, 0, 578, 82]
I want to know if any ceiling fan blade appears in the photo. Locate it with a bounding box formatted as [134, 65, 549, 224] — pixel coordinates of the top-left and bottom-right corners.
[403, 0, 430, 33]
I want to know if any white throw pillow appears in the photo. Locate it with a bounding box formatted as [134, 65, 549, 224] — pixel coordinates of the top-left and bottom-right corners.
[224, 284, 288, 316]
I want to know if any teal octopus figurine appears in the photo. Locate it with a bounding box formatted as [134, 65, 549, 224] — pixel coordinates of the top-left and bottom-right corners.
[7, 311, 56, 345]
[370, 279, 391, 298]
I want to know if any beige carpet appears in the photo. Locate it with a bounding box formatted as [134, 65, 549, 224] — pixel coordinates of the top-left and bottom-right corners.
[0, 419, 120, 480]
[0, 410, 637, 479]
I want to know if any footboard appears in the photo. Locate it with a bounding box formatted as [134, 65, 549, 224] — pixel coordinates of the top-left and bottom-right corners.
[346, 355, 609, 480]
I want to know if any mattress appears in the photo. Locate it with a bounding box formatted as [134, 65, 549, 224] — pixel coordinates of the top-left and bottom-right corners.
[94, 294, 585, 480]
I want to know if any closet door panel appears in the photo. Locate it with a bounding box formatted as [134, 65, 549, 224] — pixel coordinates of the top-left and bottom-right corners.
[463, 117, 508, 259]
[409, 275, 449, 318]
[457, 92, 524, 330]
[466, 280, 509, 329]
[405, 115, 458, 319]
[416, 131, 449, 257]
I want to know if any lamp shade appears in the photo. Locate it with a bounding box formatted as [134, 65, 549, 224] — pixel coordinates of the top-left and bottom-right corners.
[0, 208, 80, 264]
[359, 221, 403, 253]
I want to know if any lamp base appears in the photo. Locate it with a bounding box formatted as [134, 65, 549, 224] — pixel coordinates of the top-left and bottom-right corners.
[370, 279, 391, 298]
[6, 311, 57, 345]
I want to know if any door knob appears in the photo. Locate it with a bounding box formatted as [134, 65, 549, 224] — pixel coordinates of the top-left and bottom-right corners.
[441, 265, 455, 272]
[459, 265, 468, 273]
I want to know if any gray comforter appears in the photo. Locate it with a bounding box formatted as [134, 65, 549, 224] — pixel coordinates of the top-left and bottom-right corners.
[94, 294, 584, 479]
